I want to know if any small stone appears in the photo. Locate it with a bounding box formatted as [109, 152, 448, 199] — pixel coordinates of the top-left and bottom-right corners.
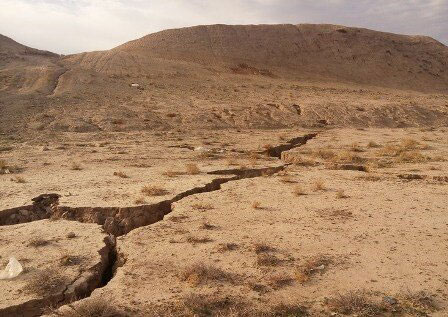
[383, 296, 397, 305]
[66, 232, 76, 239]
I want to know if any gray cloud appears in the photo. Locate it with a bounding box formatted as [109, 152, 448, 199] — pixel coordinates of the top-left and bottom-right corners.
[0, 0, 446, 54]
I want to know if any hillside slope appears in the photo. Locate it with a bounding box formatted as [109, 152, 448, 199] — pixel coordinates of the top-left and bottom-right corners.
[1, 24, 448, 136]
[67, 24, 448, 92]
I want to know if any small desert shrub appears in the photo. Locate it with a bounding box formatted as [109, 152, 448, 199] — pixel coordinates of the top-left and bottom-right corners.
[294, 185, 306, 196]
[185, 163, 200, 175]
[169, 215, 189, 223]
[12, 176, 26, 183]
[336, 190, 348, 199]
[200, 222, 217, 230]
[217, 243, 238, 252]
[162, 169, 184, 177]
[271, 303, 309, 316]
[350, 143, 364, 152]
[175, 294, 247, 317]
[141, 185, 169, 196]
[26, 271, 69, 297]
[357, 174, 382, 182]
[268, 274, 294, 290]
[60, 255, 83, 266]
[226, 157, 239, 166]
[402, 291, 438, 312]
[134, 197, 146, 205]
[251, 201, 262, 209]
[256, 254, 282, 267]
[285, 155, 317, 166]
[28, 238, 50, 248]
[263, 144, 273, 151]
[180, 263, 235, 286]
[254, 243, 275, 254]
[400, 138, 419, 150]
[396, 150, 426, 163]
[113, 171, 129, 178]
[367, 141, 380, 148]
[71, 162, 83, 171]
[186, 236, 212, 244]
[313, 149, 336, 160]
[280, 175, 297, 183]
[295, 255, 332, 283]
[312, 179, 326, 191]
[327, 291, 386, 317]
[191, 203, 213, 211]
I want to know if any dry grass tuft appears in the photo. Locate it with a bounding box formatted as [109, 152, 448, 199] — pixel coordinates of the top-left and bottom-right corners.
[181, 263, 235, 286]
[200, 222, 218, 230]
[350, 143, 364, 152]
[367, 141, 380, 148]
[402, 290, 438, 312]
[113, 171, 129, 178]
[60, 255, 83, 266]
[141, 185, 170, 196]
[192, 203, 213, 211]
[294, 185, 306, 196]
[295, 255, 332, 283]
[186, 236, 213, 245]
[28, 238, 50, 248]
[313, 149, 336, 160]
[177, 294, 247, 316]
[251, 201, 262, 209]
[0, 159, 7, 170]
[326, 291, 386, 317]
[134, 197, 146, 205]
[185, 163, 201, 175]
[312, 179, 326, 191]
[70, 162, 83, 171]
[396, 150, 426, 163]
[26, 271, 68, 297]
[12, 176, 26, 183]
[336, 190, 349, 199]
[268, 274, 295, 290]
[271, 303, 309, 316]
[162, 169, 184, 178]
[256, 254, 282, 267]
[254, 243, 276, 254]
[54, 298, 126, 317]
[284, 155, 317, 167]
[217, 243, 238, 252]
[280, 175, 297, 184]
[377, 139, 429, 164]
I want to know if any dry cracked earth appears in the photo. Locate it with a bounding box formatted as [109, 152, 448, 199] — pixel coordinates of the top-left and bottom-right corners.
[0, 127, 447, 317]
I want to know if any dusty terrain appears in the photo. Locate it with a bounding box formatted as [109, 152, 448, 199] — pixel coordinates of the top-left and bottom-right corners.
[1, 23, 448, 317]
[1, 127, 447, 316]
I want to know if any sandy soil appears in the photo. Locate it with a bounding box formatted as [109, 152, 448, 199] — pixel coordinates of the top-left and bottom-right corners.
[1, 127, 447, 316]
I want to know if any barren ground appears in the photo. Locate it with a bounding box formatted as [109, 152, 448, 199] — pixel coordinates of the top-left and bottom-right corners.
[1, 127, 447, 316]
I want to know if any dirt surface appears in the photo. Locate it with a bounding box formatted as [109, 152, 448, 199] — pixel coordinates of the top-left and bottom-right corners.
[1, 128, 447, 316]
[0, 220, 112, 317]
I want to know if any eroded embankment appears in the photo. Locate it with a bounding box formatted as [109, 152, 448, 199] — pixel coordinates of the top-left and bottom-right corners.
[0, 133, 317, 316]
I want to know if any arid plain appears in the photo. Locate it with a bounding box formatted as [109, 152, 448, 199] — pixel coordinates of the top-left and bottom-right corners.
[1, 24, 448, 316]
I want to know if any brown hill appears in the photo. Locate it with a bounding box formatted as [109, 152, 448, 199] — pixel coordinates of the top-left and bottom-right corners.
[1, 24, 448, 136]
[67, 24, 448, 92]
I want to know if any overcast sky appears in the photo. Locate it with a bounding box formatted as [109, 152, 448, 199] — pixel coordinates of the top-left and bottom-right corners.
[1, 0, 447, 54]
